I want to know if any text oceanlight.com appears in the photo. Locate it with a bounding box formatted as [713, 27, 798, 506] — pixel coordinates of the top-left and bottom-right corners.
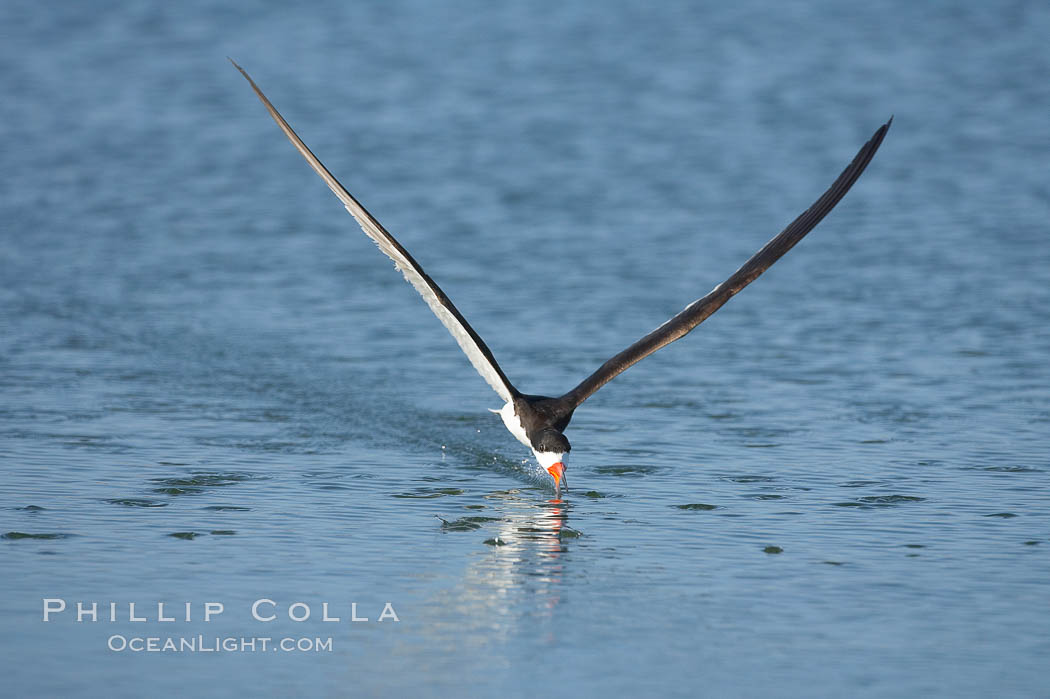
[107, 635, 333, 653]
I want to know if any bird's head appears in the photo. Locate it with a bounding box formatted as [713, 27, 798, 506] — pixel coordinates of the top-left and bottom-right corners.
[533, 429, 570, 494]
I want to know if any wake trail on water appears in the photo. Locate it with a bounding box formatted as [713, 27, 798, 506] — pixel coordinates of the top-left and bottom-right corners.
[16, 289, 548, 483]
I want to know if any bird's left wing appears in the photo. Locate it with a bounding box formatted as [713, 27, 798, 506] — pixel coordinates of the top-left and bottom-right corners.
[561, 117, 892, 409]
[232, 60, 518, 403]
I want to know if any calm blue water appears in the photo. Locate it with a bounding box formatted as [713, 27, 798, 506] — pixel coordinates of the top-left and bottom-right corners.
[2, 1, 1048, 696]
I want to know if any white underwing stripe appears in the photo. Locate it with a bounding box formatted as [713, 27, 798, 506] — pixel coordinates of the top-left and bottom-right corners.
[233, 60, 515, 404]
[347, 206, 514, 402]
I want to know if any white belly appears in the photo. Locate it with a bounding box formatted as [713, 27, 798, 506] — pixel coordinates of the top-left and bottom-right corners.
[493, 402, 531, 448]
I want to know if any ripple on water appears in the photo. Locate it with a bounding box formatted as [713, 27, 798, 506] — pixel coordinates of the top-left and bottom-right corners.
[839, 480, 885, 488]
[435, 515, 503, 532]
[581, 490, 620, 498]
[107, 498, 168, 508]
[394, 487, 465, 499]
[594, 464, 660, 477]
[154, 472, 259, 487]
[151, 471, 262, 496]
[722, 475, 778, 484]
[833, 495, 926, 508]
[857, 495, 926, 504]
[153, 486, 204, 496]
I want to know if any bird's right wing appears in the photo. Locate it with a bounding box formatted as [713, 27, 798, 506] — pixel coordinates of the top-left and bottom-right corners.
[232, 60, 518, 403]
[560, 118, 892, 410]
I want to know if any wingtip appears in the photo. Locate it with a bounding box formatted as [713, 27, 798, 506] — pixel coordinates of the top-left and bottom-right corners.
[228, 57, 252, 82]
[864, 116, 892, 152]
[229, 58, 268, 101]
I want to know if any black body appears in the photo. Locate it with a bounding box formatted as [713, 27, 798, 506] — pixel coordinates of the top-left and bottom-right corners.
[512, 394, 576, 453]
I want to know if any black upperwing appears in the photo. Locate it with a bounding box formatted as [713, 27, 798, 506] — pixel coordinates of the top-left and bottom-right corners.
[232, 60, 519, 403]
[560, 118, 892, 410]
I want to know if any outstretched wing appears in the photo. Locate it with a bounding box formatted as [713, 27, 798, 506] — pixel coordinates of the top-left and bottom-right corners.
[561, 118, 892, 409]
[232, 60, 518, 403]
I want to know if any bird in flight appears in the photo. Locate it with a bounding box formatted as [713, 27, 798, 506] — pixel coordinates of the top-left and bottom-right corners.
[232, 60, 890, 496]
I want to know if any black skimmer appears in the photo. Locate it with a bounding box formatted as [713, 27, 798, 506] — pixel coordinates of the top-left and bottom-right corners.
[232, 61, 890, 496]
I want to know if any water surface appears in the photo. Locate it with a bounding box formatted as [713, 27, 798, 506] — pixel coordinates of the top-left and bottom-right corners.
[1, 1, 1048, 696]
